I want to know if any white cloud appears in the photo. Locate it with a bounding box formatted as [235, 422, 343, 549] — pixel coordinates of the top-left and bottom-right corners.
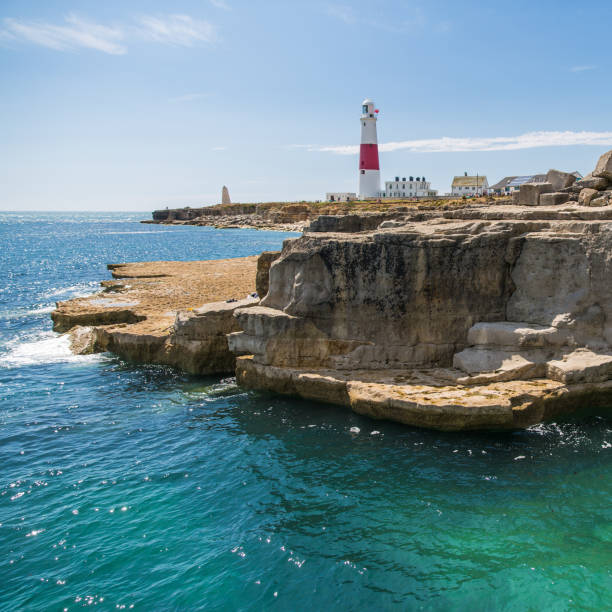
[170, 92, 210, 102]
[298, 131, 612, 155]
[0, 13, 217, 54]
[135, 14, 216, 46]
[570, 65, 595, 72]
[1, 14, 126, 54]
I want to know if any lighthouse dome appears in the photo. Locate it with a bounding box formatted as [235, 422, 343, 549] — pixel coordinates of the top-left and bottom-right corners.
[361, 98, 376, 118]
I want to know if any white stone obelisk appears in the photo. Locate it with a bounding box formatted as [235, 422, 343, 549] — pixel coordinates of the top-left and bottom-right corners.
[221, 185, 231, 205]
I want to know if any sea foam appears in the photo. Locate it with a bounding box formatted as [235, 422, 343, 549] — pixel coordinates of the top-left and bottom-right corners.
[0, 332, 104, 368]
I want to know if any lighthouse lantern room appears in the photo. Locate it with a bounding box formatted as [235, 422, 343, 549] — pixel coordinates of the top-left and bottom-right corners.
[358, 98, 381, 199]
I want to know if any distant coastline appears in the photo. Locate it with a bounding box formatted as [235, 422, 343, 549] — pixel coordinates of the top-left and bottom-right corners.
[143, 196, 508, 231]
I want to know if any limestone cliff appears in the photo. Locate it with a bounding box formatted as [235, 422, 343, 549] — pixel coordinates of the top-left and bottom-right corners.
[228, 151, 612, 430]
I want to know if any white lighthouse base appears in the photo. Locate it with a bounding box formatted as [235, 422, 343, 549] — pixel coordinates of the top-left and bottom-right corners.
[359, 170, 381, 199]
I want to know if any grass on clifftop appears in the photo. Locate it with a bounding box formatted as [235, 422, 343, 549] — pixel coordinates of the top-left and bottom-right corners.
[208, 196, 510, 214]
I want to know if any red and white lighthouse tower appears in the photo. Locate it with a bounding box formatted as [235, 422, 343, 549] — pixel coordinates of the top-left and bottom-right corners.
[358, 98, 380, 199]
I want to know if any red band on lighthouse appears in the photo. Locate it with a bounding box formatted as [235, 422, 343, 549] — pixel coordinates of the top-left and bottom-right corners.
[359, 144, 380, 170]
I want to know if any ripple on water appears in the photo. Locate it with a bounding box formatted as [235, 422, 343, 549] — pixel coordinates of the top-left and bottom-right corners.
[1, 214, 610, 610]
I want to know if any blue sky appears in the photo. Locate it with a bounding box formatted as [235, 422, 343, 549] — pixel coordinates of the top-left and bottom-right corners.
[1, 0, 611, 211]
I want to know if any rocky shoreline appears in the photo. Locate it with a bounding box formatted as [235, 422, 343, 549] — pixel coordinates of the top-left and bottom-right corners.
[143, 197, 506, 232]
[54, 150, 612, 431]
[143, 202, 314, 232]
[51, 256, 275, 374]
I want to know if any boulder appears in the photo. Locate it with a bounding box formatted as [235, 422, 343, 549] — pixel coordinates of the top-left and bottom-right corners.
[539, 192, 570, 206]
[466, 321, 565, 348]
[593, 149, 612, 181]
[560, 185, 583, 195]
[578, 188, 599, 206]
[546, 169, 577, 191]
[453, 347, 546, 379]
[518, 182, 554, 206]
[547, 350, 612, 384]
[590, 191, 611, 207]
[577, 174, 609, 191]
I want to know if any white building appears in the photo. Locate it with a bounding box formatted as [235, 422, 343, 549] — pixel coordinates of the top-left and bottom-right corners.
[383, 176, 437, 198]
[326, 192, 357, 202]
[451, 173, 489, 196]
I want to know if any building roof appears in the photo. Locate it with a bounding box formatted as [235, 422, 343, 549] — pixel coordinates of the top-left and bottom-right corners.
[490, 174, 547, 190]
[509, 174, 547, 186]
[452, 176, 488, 188]
[489, 176, 517, 190]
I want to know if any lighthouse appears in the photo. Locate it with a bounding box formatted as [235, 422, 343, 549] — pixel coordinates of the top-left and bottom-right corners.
[358, 98, 380, 199]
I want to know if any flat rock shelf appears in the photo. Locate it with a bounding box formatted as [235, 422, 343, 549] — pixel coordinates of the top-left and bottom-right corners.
[52, 257, 260, 374]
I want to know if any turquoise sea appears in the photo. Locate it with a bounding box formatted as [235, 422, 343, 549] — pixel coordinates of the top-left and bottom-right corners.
[0, 212, 611, 611]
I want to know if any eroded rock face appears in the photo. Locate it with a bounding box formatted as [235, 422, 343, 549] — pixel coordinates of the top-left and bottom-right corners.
[230, 205, 612, 430]
[233, 222, 531, 371]
[165, 297, 259, 374]
[233, 218, 612, 370]
[255, 251, 281, 298]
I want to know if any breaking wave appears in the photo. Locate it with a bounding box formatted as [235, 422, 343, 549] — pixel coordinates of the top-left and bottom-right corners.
[0, 331, 104, 369]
